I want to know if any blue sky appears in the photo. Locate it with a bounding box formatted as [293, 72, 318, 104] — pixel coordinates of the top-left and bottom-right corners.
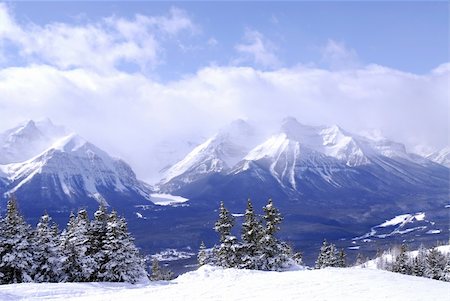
[0, 1, 448, 181]
[4, 1, 448, 79]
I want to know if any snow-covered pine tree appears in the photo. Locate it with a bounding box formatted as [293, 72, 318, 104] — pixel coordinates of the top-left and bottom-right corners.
[354, 253, 366, 267]
[88, 205, 108, 281]
[0, 197, 34, 284]
[150, 258, 174, 281]
[392, 244, 411, 275]
[150, 258, 162, 281]
[336, 248, 347, 268]
[214, 201, 239, 268]
[260, 199, 291, 271]
[32, 213, 63, 282]
[99, 211, 146, 283]
[315, 240, 338, 269]
[425, 247, 446, 280]
[411, 244, 427, 277]
[240, 199, 264, 269]
[197, 241, 208, 267]
[60, 209, 96, 282]
[442, 255, 450, 282]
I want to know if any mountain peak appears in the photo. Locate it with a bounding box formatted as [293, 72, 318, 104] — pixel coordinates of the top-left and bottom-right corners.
[51, 133, 88, 153]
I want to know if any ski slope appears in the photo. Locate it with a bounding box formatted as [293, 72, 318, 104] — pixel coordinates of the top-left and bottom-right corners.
[0, 265, 449, 301]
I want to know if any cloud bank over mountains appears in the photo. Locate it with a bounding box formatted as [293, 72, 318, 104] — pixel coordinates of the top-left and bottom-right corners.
[0, 3, 448, 181]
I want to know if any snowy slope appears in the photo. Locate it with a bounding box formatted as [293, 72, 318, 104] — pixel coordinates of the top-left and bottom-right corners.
[0, 119, 67, 164]
[427, 146, 450, 167]
[353, 212, 434, 241]
[0, 265, 449, 301]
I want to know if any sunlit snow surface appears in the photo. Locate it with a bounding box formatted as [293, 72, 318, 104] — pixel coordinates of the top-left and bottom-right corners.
[0, 265, 449, 301]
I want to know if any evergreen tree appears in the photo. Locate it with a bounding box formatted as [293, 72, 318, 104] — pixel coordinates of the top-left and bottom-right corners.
[425, 247, 446, 280]
[336, 249, 347, 268]
[197, 241, 208, 267]
[0, 197, 34, 284]
[60, 209, 95, 282]
[442, 255, 450, 282]
[150, 258, 174, 281]
[240, 199, 264, 269]
[392, 244, 411, 275]
[88, 205, 108, 281]
[411, 244, 427, 277]
[355, 253, 366, 267]
[292, 251, 303, 266]
[260, 199, 291, 271]
[32, 213, 63, 282]
[315, 240, 338, 269]
[213, 201, 239, 268]
[99, 211, 146, 283]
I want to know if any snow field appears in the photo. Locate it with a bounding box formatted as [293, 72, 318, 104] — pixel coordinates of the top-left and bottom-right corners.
[1, 265, 449, 301]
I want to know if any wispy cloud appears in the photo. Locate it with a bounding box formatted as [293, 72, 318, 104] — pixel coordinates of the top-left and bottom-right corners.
[321, 39, 361, 70]
[0, 4, 196, 72]
[234, 29, 281, 69]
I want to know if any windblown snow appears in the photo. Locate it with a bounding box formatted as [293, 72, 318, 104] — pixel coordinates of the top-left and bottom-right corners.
[0, 265, 449, 301]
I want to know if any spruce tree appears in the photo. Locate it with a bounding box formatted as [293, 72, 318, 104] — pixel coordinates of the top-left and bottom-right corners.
[392, 244, 411, 275]
[442, 255, 450, 282]
[60, 209, 95, 282]
[99, 211, 146, 283]
[32, 213, 63, 282]
[315, 240, 337, 269]
[88, 205, 108, 281]
[336, 248, 347, 268]
[197, 241, 208, 267]
[214, 201, 239, 268]
[240, 199, 264, 269]
[260, 199, 291, 270]
[425, 247, 445, 280]
[355, 253, 366, 267]
[0, 197, 34, 284]
[150, 258, 174, 281]
[411, 244, 427, 277]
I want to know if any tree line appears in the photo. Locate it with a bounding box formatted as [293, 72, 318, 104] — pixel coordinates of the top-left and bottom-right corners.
[0, 197, 146, 284]
[370, 243, 450, 282]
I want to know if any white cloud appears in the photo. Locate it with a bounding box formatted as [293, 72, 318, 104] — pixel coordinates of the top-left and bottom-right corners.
[234, 29, 281, 68]
[321, 39, 361, 70]
[0, 4, 195, 72]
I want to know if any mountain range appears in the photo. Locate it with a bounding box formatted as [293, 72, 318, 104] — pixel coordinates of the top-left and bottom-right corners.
[0, 118, 448, 264]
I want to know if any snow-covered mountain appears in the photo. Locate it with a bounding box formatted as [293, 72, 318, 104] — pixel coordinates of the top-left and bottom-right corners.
[159, 119, 262, 190]
[426, 146, 450, 168]
[0, 120, 154, 219]
[159, 117, 447, 201]
[0, 119, 67, 164]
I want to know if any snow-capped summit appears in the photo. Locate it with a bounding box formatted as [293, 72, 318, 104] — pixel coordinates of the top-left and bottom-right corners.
[159, 119, 261, 189]
[2, 132, 152, 206]
[426, 146, 450, 168]
[0, 119, 67, 164]
[0, 120, 155, 218]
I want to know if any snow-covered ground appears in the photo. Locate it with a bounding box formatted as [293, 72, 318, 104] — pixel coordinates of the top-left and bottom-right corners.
[150, 193, 189, 206]
[1, 265, 449, 301]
